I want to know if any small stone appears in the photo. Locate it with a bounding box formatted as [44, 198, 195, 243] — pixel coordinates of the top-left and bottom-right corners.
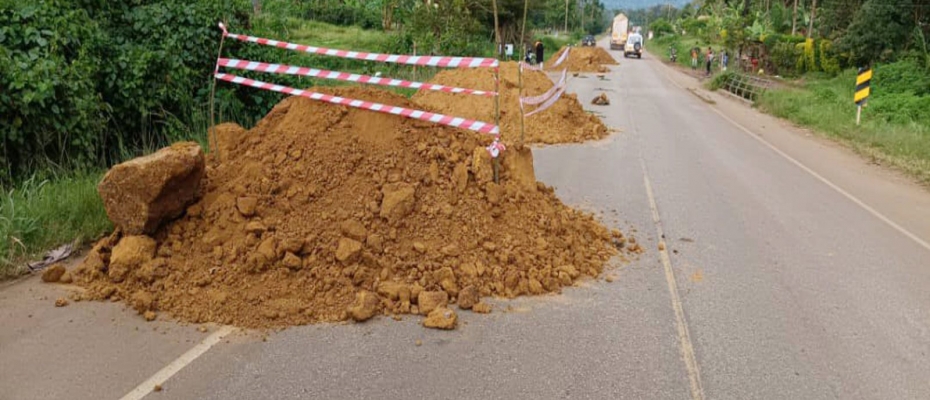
[472, 302, 492, 314]
[457, 285, 479, 310]
[417, 291, 448, 315]
[423, 307, 457, 330]
[153, 384, 162, 392]
[415, 339, 422, 346]
[236, 196, 258, 216]
[41, 264, 67, 283]
[54, 298, 69, 307]
[143, 311, 157, 321]
[606, 275, 616, 283]
[335, 238, 363, 264]
[658, 242, 666, 251]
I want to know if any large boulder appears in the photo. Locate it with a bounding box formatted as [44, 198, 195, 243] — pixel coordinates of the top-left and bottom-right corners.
[98, 142, 205, 235]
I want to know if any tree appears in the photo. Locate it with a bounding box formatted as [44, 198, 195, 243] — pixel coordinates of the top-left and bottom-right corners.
[835, 0, 916, 66]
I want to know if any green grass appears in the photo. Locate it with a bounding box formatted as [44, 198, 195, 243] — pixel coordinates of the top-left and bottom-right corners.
[650, 35, 723, 71]
[0, 171, 111, 279]
[757, 68, 930, 184]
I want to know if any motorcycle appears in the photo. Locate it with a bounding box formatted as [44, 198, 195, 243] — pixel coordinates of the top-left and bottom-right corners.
[669, 47, 677, 62]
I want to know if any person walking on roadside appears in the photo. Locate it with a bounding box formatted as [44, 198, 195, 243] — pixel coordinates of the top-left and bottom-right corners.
[534, 40, 545, 69]
[706, 47, 715, 76]
[722, 51, 729, 71]
[690, 47, 698, 70]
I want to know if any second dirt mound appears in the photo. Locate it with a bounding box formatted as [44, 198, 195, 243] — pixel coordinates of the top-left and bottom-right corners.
[548, 46, 619, 73]
[412, 62, 609, 145]
[73, 87, 632, 329]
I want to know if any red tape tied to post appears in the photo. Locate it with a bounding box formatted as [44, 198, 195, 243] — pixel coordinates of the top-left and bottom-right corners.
[486, 137, 506, 158]
[215, 73, 500, 135]
[219, 23, 498, 69]
[218, 58, 496, 97]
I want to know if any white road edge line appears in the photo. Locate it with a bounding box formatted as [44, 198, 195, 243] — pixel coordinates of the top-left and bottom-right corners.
[640, 159, 706, 400]
[657, 61, 930, 254]
[119, 325, 236, 400]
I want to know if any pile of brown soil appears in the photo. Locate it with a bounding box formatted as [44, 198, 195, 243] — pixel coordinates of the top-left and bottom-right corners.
[73, 87, 634, 329]
[547, 46, 619, 73]
[411, 62, 609, 145]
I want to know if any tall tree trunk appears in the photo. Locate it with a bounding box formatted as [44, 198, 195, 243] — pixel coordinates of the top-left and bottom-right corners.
[565, 0, 569, 32]
[807, 0, 816, 38]
[791, 0, 798, 35]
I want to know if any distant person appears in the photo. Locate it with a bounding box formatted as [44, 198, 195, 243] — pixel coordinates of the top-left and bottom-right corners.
[722, 51, 729, 71]
[706, 47, 714, 76]
[690, 47, 698, 70]
[535, 40, 545, 68]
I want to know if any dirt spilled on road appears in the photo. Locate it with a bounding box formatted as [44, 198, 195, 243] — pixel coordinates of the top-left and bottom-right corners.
[412, 61, 609, 145]
[547, 46, 618, 73]
[72, 87, 635, 329]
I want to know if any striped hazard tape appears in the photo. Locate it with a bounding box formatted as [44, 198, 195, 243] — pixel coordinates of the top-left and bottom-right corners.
[521, 68, 568, 105]
[855, 67, 871, 105]
[220, 23, 498, 68]
[524, 84, 567, 117]
[218, 58, 496, 96]
[215, 73, 500, 134]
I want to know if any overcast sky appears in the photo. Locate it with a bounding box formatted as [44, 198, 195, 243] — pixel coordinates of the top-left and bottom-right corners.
[602, 0, 692, 10]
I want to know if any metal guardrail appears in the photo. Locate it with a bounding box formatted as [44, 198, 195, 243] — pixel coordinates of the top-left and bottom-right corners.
[720, 73, 772, 102]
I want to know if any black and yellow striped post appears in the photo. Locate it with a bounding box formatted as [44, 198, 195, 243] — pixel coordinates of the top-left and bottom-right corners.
[855, 67, 872, 125]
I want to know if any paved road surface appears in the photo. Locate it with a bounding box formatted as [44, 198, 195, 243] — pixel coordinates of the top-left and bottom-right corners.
[3, 41, 930, 400]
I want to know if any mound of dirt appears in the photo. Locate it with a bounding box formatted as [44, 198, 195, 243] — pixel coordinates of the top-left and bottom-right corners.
[411, 62, 609, 145]
[72, 87, 632, 329]
[547, 46, 618, 73]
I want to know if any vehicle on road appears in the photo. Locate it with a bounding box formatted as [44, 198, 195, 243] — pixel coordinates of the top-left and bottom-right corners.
[610, 13, 629, 50]
[582, 35, 596, 47]
[624, 33, 643, 58]
[669, 46, 677, 62]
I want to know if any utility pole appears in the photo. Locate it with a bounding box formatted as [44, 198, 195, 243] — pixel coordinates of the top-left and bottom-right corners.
[807, 0, 817, 38]
[792, 0, 798, 35]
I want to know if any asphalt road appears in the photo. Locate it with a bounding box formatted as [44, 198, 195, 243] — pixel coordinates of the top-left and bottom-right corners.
[3, 42, 930, 400]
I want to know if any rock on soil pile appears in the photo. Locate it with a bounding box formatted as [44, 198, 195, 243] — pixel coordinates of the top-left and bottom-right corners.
[411, 62, 609, 145]
[73, 87, 632, 329]
[547, 46, 619, 73]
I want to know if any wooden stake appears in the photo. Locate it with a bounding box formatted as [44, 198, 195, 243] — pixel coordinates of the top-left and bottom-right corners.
[856, 104, 862, 125]
[209, 25, 227, 164]
[491, 0, 502, 184]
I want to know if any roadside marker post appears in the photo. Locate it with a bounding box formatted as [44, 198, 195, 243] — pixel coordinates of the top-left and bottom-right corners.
[855, 67, 871, 125]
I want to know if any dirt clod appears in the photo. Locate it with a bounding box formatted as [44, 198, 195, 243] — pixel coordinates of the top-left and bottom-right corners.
[143, 311, 157, 321]
[41, 264, 67, 283]
[418, 290, 449, 315]
[98, 142, 205, 235]
[347, 290, 380, 322]
[457, 285, 479, 310]
[591, 93, 610, 105]
[472, 302, 492, 314]
[55, 298, 69, 307]
[423, 307, 457, 330]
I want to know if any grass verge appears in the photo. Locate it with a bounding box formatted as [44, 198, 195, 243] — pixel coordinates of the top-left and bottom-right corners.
[756, 67, 930, 184]
[0, 171, 110, 279]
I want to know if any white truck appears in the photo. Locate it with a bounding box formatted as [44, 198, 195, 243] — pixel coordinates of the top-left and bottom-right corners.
[624, 33, 643, 58]
[610, 14, 629, 50]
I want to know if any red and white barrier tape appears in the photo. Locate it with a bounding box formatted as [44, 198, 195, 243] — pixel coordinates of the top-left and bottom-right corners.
[521, 68, 568, 106]
[219, 23, 498, 69]
[218, 58, 497, 97]
[524, 85, 567, 117]
[215, 73, 499, 134]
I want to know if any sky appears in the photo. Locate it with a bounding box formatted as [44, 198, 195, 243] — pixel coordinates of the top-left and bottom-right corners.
[602, 0, 692, 10]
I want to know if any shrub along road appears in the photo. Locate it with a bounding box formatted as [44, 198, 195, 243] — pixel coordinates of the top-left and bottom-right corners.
[2, 41, 930, 399]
